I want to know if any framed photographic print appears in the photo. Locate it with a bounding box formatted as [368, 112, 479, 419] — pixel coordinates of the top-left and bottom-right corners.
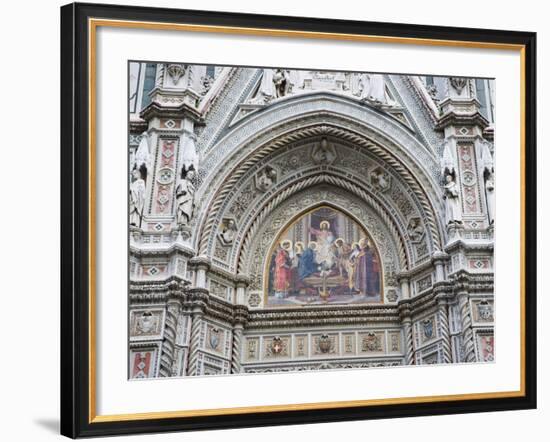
[60, 2, 537, 438]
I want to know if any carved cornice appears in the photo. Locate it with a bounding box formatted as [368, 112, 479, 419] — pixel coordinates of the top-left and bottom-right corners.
[398, 299, 412, 319]
[129, 276, 189, 305]
[205, 296, 235, 324]
[129, 341, 162, 350]
[129, 292, 168, 305]
[129, 240, 196, 258]
[186, 287, 210, 311]
[244, 358, 403, 372]
[233, 305, 249, 326]
[129, 119, 148, 134]
[451, 271, 472, 295]
[246, 305, 400, 329]
[435, 109, 490, 131]
[140, 87, 204, 123]
[444, 239, 494, 254]
[432, 280, 454, 297]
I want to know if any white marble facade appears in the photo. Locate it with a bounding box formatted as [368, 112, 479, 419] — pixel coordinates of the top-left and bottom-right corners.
[128, 63, 495, 378]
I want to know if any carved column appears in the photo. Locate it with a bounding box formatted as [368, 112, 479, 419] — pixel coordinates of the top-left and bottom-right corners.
[455, 274, 476, 363]
[231, 275, 250, 374]
[397, 273, 414, 365]
[185, 288, 209, 376]
[434, 283, 453, 364]
[398, 301, 415, 365]
[231, 306, 249, 374]
[159, 281, 184, 377]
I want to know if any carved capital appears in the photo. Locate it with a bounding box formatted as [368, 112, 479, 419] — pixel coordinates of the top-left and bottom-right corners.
[188, 255, 211, 270]
[396, 271, 411, 284]
[431, 251, 449, 265]
[235, 274, 251, 288]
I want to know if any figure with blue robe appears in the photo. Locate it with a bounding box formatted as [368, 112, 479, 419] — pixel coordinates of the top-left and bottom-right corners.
[299, 242, 318, 280]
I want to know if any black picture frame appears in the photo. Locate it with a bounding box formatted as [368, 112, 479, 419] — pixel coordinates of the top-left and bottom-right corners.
[60, 2, 537, 438]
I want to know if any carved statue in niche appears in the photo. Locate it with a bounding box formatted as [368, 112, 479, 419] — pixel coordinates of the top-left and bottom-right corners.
[480, 140, 495, 226]
[311, 137, 337, 165]
[219, 218, 237, 245]
[359, 73, 387, 104]
[255, 166, 277, 192]
[407, 217, 425, 242]
[426, 83, 439, 102]
[443, 171, 463, 225]
[175, 166, 196, 227]
[272, 69, 290, 98]
[200, 74, 214, 96]
[180, 134, 199, 173]
[129, 167, 146, 228]
[134, 131, 150, 183]
[441, 140, 462, 225]
[258, 69, 275, 102]
[484, 169, 495, 225]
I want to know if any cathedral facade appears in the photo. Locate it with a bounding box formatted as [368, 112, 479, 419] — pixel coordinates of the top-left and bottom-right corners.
[128, 63, 495, 378]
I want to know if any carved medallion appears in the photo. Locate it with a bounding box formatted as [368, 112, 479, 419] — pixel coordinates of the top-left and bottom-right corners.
[208, 327, 220, 350]
[422, 319, 434, 340]
[270, 336, 284, 355]
[318, 334, 332, 354]
[476, 300, 494, 321]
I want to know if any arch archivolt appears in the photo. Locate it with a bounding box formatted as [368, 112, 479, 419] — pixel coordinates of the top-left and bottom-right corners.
[194, 119, 444, 261]
[204, 141, 436, 275]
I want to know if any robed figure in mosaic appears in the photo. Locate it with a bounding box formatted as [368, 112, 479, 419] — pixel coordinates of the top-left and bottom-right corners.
[354, 238, 381, 297]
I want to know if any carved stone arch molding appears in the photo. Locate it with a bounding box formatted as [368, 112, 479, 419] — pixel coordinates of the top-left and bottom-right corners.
[195, 116, 444, 260]
[242, 186, 401, 306]
[211, 135, 439, 272]
[232, 172, 409, 271]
